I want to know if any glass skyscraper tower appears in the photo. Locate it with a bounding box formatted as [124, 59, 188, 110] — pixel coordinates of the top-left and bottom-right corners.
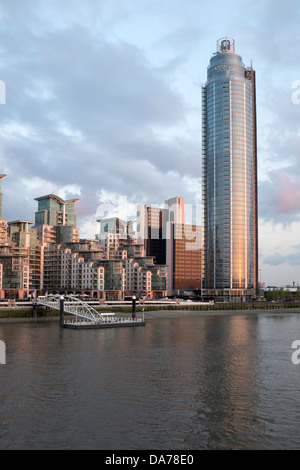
[202, 38, 258, 301]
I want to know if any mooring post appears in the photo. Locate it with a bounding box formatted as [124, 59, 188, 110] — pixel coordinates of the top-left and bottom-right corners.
[132, 295, 136, 320]
[60, 295, 64, 328]
[33, 302, 37, 318]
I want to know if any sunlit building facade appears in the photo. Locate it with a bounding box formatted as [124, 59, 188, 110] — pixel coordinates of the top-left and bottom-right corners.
[172, 223, 202, 294]
[202, 38, 258, 301]
[137, 198, 202, 296]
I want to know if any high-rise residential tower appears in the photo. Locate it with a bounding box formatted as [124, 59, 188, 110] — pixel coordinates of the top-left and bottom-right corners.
[34, 194, 80, 245]
[202, 38, 258, 301]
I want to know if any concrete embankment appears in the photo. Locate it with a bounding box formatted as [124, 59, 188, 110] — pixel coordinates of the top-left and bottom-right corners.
[143, 307, 300, 319]
[1, 303, 300, 323]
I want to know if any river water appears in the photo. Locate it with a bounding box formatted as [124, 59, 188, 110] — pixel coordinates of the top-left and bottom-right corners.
[0, 311, 300, 450]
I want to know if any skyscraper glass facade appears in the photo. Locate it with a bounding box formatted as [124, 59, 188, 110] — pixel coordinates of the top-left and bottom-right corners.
[202, 38, 258, 301]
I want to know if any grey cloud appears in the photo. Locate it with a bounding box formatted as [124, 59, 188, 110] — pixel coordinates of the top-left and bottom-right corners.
[153, 25, 204, 56]
[232, 0, 300, 66]
[0, 10, 199, 230]
[264, 245, 300, 266]
[263, 253, 286, 266]
[259, 167, 300, 225]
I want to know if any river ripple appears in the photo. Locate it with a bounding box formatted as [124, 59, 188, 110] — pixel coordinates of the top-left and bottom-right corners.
[0, 312, 300, 449]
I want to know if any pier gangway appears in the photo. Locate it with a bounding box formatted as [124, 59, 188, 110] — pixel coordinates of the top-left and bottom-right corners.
[36, 294, 104, 322]
[35, 294, 146, 329]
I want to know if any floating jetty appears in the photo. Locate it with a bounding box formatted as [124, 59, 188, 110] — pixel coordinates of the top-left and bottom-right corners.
[34, 294, 145, 330]
[64, 314, 145, 329]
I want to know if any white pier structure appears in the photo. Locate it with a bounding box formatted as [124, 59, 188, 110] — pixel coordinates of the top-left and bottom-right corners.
[36, 294, 103, 322]
[35, 294, 145, 329]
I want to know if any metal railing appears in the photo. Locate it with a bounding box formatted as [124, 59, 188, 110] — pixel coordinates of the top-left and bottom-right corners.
[36, 294, 104, 322]
[36, 294, 145, 325]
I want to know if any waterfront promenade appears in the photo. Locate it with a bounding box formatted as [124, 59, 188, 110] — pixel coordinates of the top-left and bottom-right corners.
[0, 299, 300, 322]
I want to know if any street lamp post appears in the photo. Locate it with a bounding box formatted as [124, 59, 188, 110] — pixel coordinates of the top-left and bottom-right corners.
[132, 295, 136, 320]
[60, 295, 64, 328]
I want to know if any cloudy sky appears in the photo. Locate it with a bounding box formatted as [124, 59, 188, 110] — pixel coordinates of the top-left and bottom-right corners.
[0, 0, 300, 287]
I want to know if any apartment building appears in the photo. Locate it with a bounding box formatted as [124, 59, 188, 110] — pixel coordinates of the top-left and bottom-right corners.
[0, 183, 168, 300]
[43, 243, 105, 298]
[34, 194, 80, 246]
[96, 217, 167, 299]
[137, 197, 202, 296]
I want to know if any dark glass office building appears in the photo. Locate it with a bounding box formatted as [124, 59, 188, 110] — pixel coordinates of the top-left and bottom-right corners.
[202, 38, 258, 301]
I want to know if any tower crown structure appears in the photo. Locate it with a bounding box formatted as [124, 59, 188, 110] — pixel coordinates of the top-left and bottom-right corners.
[216, 37, 235, 53]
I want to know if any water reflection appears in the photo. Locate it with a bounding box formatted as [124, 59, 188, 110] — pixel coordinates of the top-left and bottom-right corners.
[0, 313, 300, 449]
